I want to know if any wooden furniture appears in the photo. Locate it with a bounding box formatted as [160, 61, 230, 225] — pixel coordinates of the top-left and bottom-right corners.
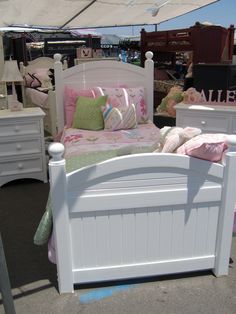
[175, 103, 236, 134]
[49, 136, 236, 294]
[140, 23, 235, 66]
[0, 107, 47, 187]
[193, 64, 236, 101]
[154, 113, 176, 128]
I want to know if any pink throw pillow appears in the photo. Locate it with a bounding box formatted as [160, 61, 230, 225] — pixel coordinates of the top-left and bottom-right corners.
[25, 68, 50, 88]
[64, 86, 96, 127]
[177, 133, 228, 162]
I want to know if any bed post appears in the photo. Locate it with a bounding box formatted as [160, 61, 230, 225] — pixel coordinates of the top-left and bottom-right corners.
[214, 135, 236, 276]
[144, 51, 154, 122]
[53, 54, 64, 135]
[19, 61, 26, 107]
[48, 143, 74, 294]
[48, 90, 57, 138]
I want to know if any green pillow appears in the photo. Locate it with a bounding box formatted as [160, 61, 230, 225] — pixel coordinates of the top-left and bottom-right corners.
[72, 95, 108, 130]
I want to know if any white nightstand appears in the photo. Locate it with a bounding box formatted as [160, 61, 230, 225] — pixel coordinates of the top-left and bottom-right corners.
[0, 107, 47, 187]
[175, 103, 236, 134]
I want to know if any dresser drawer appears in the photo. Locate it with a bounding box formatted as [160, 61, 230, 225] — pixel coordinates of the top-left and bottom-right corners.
[0, 155, 44, 176]
[179, 112, 230, 133]
[0, 137, 42, 157]
[0, 120, 41, 138]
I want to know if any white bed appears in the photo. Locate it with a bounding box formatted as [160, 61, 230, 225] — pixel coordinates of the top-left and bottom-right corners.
[46, 52, 236, 294]
[20, 57, 67, 137]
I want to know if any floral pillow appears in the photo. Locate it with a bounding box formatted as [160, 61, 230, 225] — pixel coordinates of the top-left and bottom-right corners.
[156, 85, 183, 118]
[102, 103, 137, 131]
[182, 87, 202, 103]
[125, 87, 149, 124]
[96, 86, 148, 124]
[64, 86, 96, 127]
[97, 87, 129, 109]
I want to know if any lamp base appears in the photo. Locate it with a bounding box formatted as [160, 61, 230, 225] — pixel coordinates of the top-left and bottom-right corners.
[7, 95, 23, 111]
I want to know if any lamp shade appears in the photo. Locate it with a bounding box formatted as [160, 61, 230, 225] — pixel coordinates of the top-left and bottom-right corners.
[1, 60, 23, 82]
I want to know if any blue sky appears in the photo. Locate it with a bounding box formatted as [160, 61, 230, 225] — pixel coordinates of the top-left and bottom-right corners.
[96, 0, 235, 36]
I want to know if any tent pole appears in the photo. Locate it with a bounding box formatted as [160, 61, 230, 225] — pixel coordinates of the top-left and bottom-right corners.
[59, 0, 97, 29]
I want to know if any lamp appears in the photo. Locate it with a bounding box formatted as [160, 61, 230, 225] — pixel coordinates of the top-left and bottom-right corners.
[1, 60, 24, 111]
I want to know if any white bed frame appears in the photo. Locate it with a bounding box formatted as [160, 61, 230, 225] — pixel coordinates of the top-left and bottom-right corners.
[53, 51, 154, 134]
[20, 57, 67, 137]
[49, 137, 236, 294]
[48, 53, 236, 294]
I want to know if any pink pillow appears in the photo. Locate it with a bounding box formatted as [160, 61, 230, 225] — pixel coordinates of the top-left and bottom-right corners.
[25, 68, 50, 88]
[64, 86, 96, 127]
[177, 133, 228, 162]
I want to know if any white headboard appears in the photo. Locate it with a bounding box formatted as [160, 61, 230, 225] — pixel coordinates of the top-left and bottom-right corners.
[53, 52, 154, 134]
[20, 57, 54, 76]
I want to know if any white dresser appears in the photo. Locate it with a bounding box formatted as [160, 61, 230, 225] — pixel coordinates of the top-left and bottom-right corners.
[175, 103, 236, 134]
[0, 107, 47, 187]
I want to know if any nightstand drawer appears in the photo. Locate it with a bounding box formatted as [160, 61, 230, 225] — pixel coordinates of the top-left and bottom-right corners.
[179, 113, 229, 133]
[0, 138, 42, 157]
[0, 120, 40, 138]
[0, 156, 44, 176]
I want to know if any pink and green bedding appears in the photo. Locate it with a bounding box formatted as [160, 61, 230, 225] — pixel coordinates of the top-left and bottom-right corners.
[61, 122, 159, 158]
[34, 122, 160, 245]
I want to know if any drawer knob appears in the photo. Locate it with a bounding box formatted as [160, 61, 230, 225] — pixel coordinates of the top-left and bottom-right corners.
[17, 163, 23, 170]
[201, 120, 206, 126]
[16, 144, 22, 150]
[14, 125, 20, 132]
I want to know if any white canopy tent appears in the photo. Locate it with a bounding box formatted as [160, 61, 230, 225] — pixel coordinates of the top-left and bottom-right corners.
[0, 0, 219, 30]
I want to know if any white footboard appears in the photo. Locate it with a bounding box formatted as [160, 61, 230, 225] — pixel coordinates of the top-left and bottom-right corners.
[49, 137, 236, 294]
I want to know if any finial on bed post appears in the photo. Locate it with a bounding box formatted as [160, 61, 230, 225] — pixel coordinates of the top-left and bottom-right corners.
[145, 51, 153, 61]
[54, 53, 62, 62]
[48, 143, 65, 162]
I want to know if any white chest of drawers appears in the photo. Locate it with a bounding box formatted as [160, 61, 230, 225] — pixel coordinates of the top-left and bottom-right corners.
[0, 107, 47, 187]
[175, 103, 236, 134]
